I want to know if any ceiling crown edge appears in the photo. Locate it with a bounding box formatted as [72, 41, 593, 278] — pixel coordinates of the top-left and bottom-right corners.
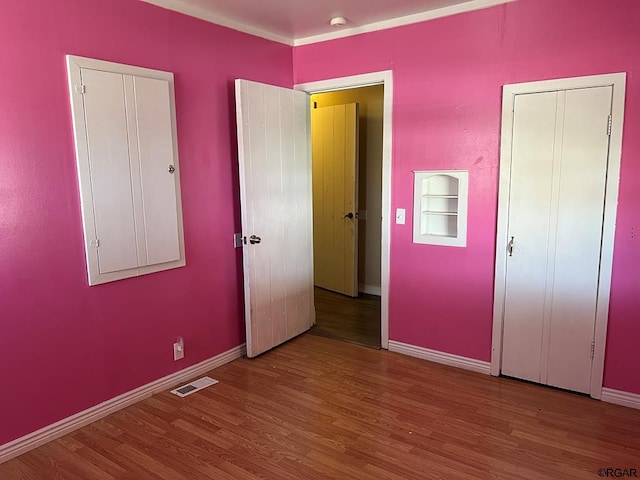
[139, 0, 516, 47]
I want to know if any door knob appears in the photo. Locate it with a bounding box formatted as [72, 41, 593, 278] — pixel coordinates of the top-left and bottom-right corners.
[343, 212, 354, 219]
[249, 235, 261, 245]
[507, 236, 514, 256]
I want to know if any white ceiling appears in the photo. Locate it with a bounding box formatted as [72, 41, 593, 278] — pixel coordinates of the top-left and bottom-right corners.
[140, 0, 515, 45]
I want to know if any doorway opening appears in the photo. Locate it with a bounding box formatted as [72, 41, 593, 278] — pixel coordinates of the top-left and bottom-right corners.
[308, 85, 383, 348]
[295, 71, 393, 349]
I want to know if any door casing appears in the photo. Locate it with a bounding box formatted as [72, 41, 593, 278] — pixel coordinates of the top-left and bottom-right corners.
[491, 73, 627, 398]
[296, 71, 393, 349]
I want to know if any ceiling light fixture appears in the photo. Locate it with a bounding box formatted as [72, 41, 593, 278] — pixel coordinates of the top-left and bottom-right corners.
[330, 16, 348, 28]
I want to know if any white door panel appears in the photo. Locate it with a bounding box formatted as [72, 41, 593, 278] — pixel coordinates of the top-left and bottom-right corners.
[236, 79, 314, 358]
[81, 69, 138, 274]
[282, 90, 315, 340]
[264, 87, 287, 346]
[133, 76, 181, 266]
[501, 91, 557, 383]
[545, 86, 612, 393]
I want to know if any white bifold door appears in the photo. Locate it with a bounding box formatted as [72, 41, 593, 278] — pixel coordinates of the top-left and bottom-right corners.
[235, 79, 314, 358]
[501, 86, 613, 394]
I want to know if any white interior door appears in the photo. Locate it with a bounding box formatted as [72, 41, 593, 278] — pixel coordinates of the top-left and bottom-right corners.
[235, 79, 314, 358]
[501, 86, 613, 394]
[312, 103, 359, 297]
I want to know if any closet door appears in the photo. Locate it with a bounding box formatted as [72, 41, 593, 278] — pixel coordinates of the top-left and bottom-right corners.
[501, 86, 612, 394]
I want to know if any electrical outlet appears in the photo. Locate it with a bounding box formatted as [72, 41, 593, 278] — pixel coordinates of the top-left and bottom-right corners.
[173, 336, 184, 361]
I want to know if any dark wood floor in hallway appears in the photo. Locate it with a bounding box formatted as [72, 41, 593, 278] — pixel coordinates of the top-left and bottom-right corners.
[1, 334, 639, 479]
[310, 287, 381, 348]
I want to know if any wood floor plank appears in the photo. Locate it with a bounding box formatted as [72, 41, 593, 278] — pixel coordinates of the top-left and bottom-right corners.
[1, 334, 639, 479]
[311, 287, 381, 347]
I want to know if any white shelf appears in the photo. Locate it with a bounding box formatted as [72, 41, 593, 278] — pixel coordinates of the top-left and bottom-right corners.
[413, 170, 468, 247]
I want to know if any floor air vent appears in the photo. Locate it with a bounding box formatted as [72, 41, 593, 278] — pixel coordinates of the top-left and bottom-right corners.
[171, 376, 218, 397]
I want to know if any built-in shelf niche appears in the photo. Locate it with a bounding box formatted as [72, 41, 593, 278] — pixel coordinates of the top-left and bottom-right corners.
[413, 170, 468, 247]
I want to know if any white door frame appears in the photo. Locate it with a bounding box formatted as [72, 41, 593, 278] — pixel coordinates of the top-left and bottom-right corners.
[491, 73, 627, 398]
[295, 71, 393, 349]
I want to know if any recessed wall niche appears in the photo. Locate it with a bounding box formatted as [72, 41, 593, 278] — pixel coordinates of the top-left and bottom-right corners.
[413, 170, 468, 247]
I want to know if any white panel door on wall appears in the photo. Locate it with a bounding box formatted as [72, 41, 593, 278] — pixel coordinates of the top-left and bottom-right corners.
[501, 86, 613, 394]
[312, 103, 359, 297]
[235, 79, 314, 358]
[69, 55, 185, 286]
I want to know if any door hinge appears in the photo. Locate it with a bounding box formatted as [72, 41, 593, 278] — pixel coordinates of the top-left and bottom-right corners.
[607, 114, 612, 136]
[89, 239, 100, 248]
[590, 340, 595, 359]
[233, 233, 243, 248]
[74, 84, 86, 94]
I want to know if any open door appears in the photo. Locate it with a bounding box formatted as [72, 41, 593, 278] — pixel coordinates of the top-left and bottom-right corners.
[312, 103, 359, 297]
[235, 79, 314, 358]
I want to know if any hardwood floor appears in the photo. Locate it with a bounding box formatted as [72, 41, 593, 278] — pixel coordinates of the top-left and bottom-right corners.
[1, 334, 639, 479]
[310, 287, 381, 348]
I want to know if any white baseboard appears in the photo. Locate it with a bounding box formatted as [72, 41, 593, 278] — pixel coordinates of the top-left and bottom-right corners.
[0, 344, 246, 464]
[358, 284, 381, 296]
[601, 387, 640, 410]
[388, 340, 491, 375]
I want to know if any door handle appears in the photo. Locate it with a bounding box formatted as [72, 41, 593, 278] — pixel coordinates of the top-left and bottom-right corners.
[249, 235, 261, 245]
[343, 212, 354, 219]
[507, 236, 514, 256]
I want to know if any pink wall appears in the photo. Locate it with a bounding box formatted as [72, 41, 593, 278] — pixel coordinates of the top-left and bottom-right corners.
[294, 0, 640, 394]
[0, 0, 292, 445]
[2, 0, 639, 449]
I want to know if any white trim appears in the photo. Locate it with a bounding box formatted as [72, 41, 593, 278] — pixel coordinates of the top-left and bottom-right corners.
[294, 0, 515, 46]
[139, 0, 293, 45]
[0, 344, 246, 464]
[296, 70, 393, 350]
[359, 284, 381, 296]
[491, 73, 627, 400]
[389, 340, 491, 375]
[141, 0, 514, 46]
[67, 55, 176, 79]
[601, 388, 640, 410]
